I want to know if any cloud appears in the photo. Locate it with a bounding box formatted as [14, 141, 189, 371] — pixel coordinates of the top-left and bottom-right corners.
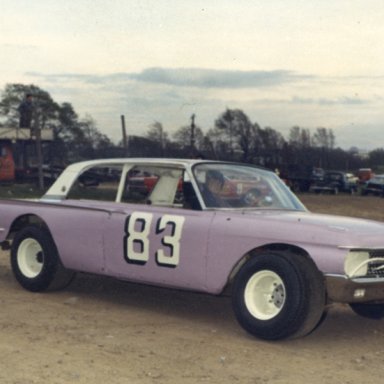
[26, 71, 109, 84]
[27, 67, 313, 89]
[291, 96, 368, 106]
[129, 67, 312, 88]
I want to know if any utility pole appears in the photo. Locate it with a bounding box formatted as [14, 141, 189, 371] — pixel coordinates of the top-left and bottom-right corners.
[190, 113, 196, 151]
[159, 124, 164, 157]
[121, 115, 128, 156]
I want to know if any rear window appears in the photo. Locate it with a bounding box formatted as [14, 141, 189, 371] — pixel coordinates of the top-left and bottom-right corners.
[67, 166, 122, 201]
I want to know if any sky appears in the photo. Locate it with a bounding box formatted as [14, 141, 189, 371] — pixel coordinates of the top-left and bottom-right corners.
[1, 0, 384, 150]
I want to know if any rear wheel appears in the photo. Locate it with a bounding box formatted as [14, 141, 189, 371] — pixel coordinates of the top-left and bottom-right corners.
[232, 251, 326, 340]
[349, 303, 384, 319]
[11, 225, 75, 292]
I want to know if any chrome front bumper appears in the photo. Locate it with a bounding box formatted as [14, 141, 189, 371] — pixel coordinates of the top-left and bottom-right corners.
[326, 274, 384, 303]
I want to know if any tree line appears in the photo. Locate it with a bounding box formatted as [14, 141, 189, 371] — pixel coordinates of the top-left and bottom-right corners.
[0, 83, 382, 173]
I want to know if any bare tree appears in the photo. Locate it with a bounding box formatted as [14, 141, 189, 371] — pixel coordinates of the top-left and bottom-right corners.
[312, 127, 335, 149]
[289, 126, 311, 148]
[214, 108, 257, 161]
[146, 121, 169, 156]
[173, 125, 204, 150]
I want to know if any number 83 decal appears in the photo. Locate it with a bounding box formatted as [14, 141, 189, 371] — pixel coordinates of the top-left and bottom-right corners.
[124, 212, 185, 267]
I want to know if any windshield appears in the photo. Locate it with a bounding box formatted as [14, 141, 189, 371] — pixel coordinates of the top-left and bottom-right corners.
[193, 163, 307, 211]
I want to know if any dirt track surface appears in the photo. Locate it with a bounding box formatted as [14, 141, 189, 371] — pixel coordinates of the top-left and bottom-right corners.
[1, 195, 384, 383]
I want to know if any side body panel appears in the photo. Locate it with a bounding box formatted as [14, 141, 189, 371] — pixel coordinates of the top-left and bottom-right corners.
[0, 199, 216, 292]
[203, 212, 349, 293]
[0, 200, 106, 274]
[3, 199, 384, 295]
[103, 204, 214, 291]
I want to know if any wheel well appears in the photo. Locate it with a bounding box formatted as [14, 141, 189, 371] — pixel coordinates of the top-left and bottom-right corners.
[227, 243, 313, 287]
[6, 214, 48, 241]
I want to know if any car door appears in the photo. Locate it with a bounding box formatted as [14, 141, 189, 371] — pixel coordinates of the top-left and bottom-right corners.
[103, 204, 214, 291]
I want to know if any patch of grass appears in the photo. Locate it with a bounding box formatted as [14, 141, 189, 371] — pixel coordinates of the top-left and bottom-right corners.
[0, 184, 46, 199]
[299, 193, 384, 222]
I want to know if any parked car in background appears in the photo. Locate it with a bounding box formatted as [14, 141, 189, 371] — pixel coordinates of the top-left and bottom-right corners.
[0, 143, 15, 182]
[125, 170, 160, 198]
[357, 168, 374, 184]
[361, 174, 384, 197]
[279, 165, 324, 192]
[310, 170, 358, 194]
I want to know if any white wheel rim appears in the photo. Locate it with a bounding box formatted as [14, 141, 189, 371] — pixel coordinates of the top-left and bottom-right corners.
[17, 238, 44, 278]
[244, 270, 286, 320]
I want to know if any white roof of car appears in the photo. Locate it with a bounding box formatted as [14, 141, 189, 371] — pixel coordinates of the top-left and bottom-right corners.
[64, 158, 204, 171]
[43, 158, 238, 199]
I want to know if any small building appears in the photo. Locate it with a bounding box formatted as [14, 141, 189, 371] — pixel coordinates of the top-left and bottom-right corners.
[0, 127, 53, 182]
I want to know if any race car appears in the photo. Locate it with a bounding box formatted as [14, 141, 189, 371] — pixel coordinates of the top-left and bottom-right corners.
[1, 158, 384, 341]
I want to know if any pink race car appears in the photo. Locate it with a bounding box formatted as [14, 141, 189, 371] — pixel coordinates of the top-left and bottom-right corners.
[1, 158, 384, 340]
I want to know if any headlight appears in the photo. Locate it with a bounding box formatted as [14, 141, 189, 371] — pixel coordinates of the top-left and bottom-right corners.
[344, 251, 369, 277]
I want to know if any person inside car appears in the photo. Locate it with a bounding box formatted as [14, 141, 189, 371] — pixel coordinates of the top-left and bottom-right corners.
[200, 170, 227, 208]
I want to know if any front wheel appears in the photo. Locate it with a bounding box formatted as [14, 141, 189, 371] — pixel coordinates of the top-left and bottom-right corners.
[232, 251, 325, 340]
[349, 303, 384, 319]
[11, 225, 75, 292]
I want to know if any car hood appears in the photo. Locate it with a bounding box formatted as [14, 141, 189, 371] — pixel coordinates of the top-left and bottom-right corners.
[232, 209, 384, 248]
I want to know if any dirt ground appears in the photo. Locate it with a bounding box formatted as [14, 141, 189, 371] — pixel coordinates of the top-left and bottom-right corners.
[1, 194, 384, 384]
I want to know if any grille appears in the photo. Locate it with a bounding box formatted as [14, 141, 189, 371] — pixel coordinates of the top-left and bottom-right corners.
[366, 251, 384, 278]
[367, 260, 384, 278]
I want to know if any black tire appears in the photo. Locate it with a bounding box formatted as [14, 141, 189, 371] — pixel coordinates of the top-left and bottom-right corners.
[349, 303, 384, 319]
[11, 225, 75, 292]
[232, 251, 326, 340]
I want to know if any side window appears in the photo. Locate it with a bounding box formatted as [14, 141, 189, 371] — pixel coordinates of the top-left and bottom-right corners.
[122, 166, 183, 207]
[122, 168, 159, 204]
[67, 166, 122, 201]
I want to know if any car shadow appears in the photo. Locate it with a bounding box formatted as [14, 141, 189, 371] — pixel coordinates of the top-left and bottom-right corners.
[64, 272, 238, 331]
[64, 273, 384, 343]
